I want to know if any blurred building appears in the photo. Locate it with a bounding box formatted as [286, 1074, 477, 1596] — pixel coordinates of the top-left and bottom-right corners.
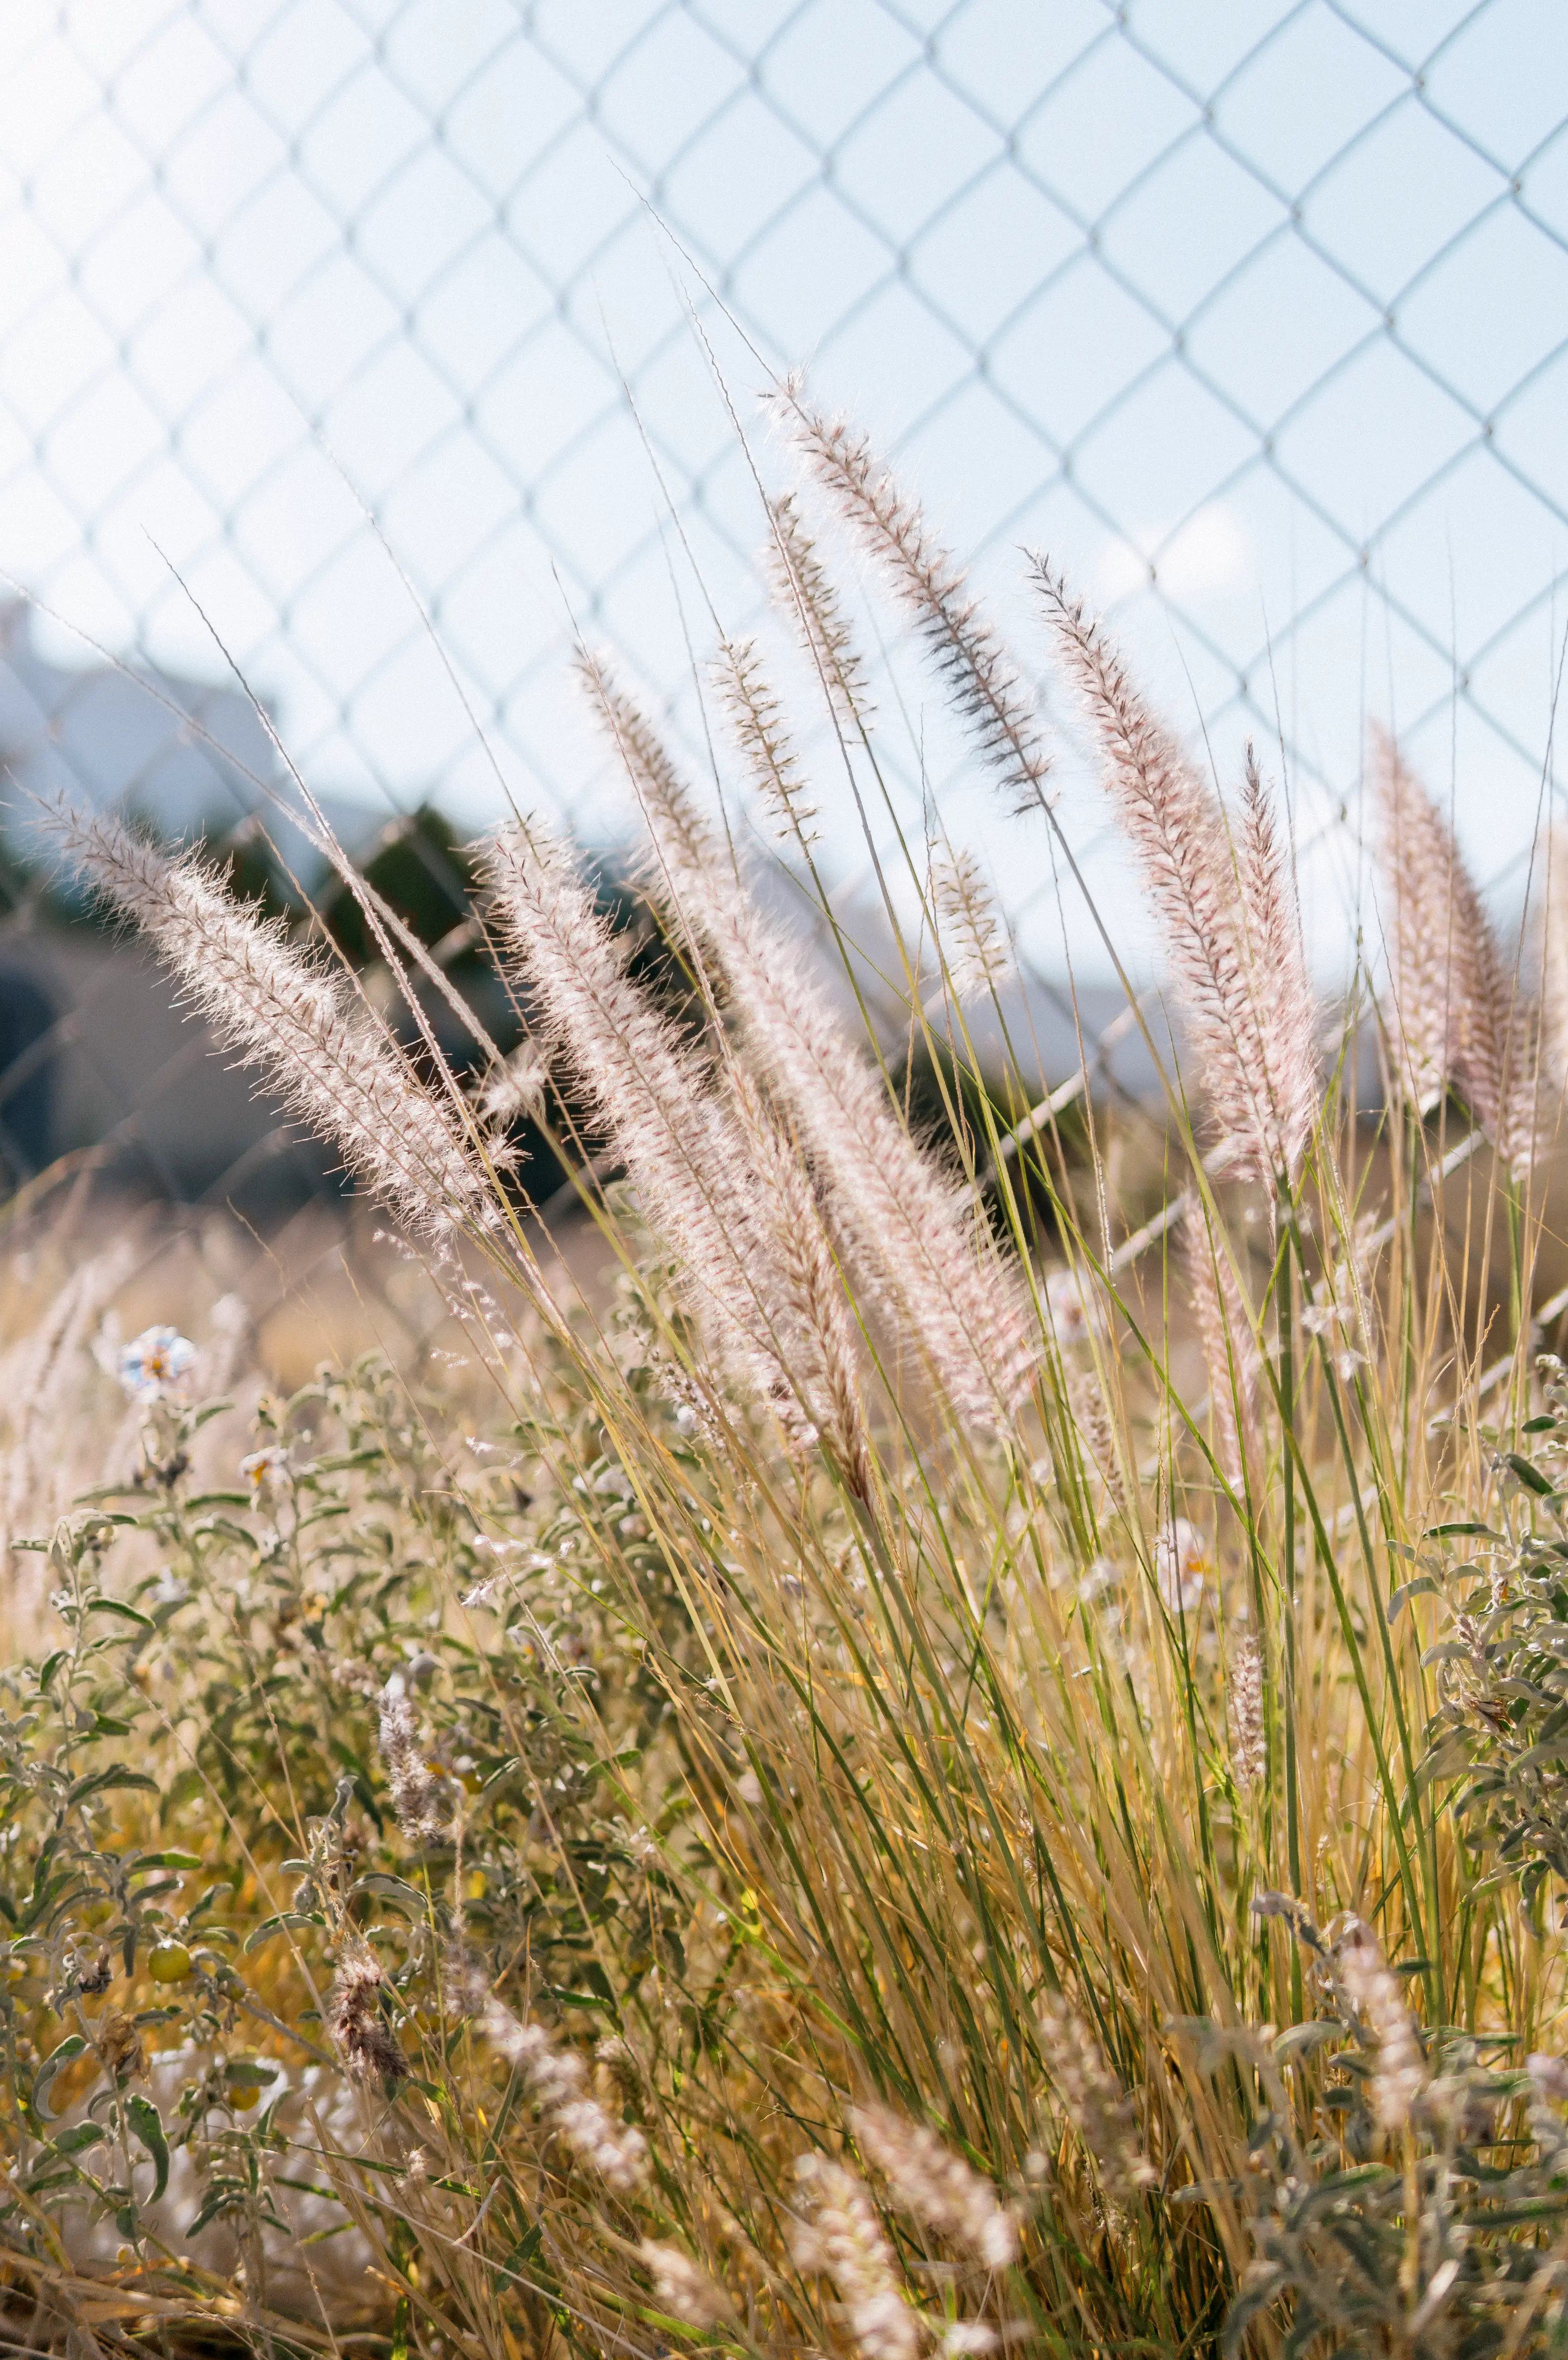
[0, 604, 380, 1206]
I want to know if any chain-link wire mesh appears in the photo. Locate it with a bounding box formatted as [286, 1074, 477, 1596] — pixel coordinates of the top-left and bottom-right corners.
[0, 0, 1562, 1266]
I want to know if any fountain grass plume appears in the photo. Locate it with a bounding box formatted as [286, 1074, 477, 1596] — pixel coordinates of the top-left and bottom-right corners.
[764, 487, 875, 736]
[1037, 565, 1319, 1188]
[1372, 725, 1542, 1177]
[576, 650, 1040, 1432]
[713, 633, 820, 851]
[54, 801, 496, 1242]
[775, 388, 1052, 816]
[484, 817, 858, 1459]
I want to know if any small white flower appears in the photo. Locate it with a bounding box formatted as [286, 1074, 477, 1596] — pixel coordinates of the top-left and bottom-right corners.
[1153, 1519, 1208, 1613]
[118, 1325, 197, 1402]
[240, 1444, 287, 1494]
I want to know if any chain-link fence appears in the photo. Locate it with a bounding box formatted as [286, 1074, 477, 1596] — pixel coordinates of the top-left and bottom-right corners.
[0, 0, 1562, 1263]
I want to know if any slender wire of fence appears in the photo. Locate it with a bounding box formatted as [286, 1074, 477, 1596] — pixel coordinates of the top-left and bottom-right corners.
[0, 0, 1561, 1255]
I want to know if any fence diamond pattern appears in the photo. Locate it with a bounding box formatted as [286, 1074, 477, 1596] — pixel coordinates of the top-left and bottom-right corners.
[0, 0, 1563, 1227]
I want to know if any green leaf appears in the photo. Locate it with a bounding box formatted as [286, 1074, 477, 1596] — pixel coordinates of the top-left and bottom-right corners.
[67, 1767, 159, 1807]
[186, 2187, 239, 2237]
[1387, 1576, 1439, 1621]
[84, 1599, 155, 1630]
[224, 2059, 281, 2091]
[130, 1852, 202, 1873]
[53, 2122, 105, 2155]
[126, 2093, 169, 2202]
[243, 1912, 324, 1953]
[1506, 1454, 1556, 1497]
[33, 2033, 86, 2119]
[497, 2222, 544, 2284]
[1274, 2022, 1343, 2061]
[353, 1872, 429, 1919]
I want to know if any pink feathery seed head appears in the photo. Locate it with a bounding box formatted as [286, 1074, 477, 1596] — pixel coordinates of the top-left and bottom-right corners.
[1037, 562, 1312, 1187]
[1334, 1917, 1426, 2137]
[55, 802, 498, 1242]
[725, 1066, 872, 1496]
[929, 846, 1006, 1005]
[377, 1671, 451, 1847]
[580, 681, 1042, 1432]
[713, 635, 820, 850]
[773, 386, 1053, 816]
[1370, 725, 1469, 1117]
[330, 1939, 410, 2084]
[1227, 1621, 1266, 1793]
[1370, 727, 1539, 1174]
[852, 2103, 1019, 2270]
[573, 646, 714, 882]
[764, 489, 874, 735]
[1232, 746, 1320, 1182]
[791, 2153, 922, 2360]
[483, 820, 845, 1450]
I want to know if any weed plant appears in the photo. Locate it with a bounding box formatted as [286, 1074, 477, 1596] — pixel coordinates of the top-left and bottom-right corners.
[4, 381, 1568, 2359]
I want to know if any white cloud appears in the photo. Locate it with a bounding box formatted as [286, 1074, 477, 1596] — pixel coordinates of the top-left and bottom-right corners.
[1096, 502, 1253, 605]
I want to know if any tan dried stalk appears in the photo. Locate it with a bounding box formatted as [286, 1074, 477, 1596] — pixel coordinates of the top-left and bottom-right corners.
[55, 805, 497, 1242]
[1372, 727, 1541, 1175]
[776, 391, 1052, 814]
[4, 1238, 137, 1550]
[1536, 826, 1568, 1091]
[1038, 569, 1317, 1187]
[578, 654, 1038, 1431]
